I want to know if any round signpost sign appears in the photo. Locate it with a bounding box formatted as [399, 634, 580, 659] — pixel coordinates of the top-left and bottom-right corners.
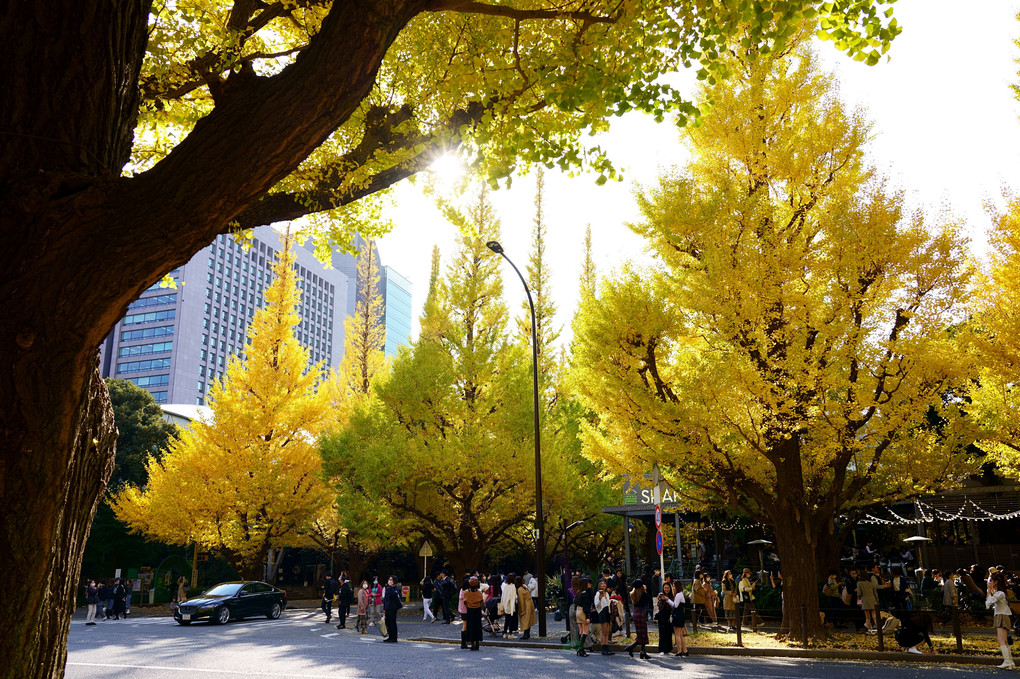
[654, 505, 662, 528]
[655, 530, 664, 555]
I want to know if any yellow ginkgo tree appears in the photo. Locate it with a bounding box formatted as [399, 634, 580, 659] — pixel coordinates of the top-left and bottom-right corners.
[113, 235, 331, 579]
[970, 194, 1020, 471]
[570, 39, 979, 638]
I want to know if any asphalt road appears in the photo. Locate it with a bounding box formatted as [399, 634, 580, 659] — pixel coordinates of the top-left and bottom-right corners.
[66, 608, 1002, 679]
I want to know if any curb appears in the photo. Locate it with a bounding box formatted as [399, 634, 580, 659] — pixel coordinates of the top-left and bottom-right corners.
[408, 636, 1004, 666]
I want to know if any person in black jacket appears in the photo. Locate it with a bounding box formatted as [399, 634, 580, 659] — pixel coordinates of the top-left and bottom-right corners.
[655, 582, 676, 655]
[322, 574, 339, 623]
[436, 572, 454, 623]
[336, 577, 353, 629]
[574, 578, 593, 657]
[382, 576, 403, 642]
[97, 581, 109, 620]
[112, 578, 126, 620]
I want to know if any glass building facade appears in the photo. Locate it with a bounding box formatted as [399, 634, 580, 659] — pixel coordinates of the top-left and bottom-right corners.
[100, 227, 411, 405]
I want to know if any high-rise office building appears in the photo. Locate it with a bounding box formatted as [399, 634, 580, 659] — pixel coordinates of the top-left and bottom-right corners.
[330, 235, 411, 357]
[100, 227, 412, 405]
[100, 227, 351, 404]
[381, 266, 412, 357]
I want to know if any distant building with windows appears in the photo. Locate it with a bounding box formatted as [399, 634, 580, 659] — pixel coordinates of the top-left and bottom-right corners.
[381, 266, 412, 357]
[100, 227, 412, 405]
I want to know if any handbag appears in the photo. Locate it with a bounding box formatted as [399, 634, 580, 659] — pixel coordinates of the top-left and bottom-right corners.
[841, 586, 851, 606]
[379, 618, 388, 637]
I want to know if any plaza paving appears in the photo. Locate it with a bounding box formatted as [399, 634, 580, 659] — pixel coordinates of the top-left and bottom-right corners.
[65, 604, 1006, 678]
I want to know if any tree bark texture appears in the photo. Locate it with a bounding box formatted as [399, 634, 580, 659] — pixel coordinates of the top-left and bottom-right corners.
[757, 438, 827, 641]
[0, 2, 425, 677]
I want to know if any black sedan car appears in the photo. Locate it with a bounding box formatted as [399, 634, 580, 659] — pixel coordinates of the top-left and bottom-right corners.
[174, 581, 287, 625]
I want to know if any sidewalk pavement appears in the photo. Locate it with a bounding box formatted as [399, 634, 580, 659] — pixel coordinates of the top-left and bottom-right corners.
[71, 601, 1006, 667]
[401, 614, 1005, 667]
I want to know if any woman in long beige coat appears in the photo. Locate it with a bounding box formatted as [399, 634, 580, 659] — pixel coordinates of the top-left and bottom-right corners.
[517, 576, 537, 639]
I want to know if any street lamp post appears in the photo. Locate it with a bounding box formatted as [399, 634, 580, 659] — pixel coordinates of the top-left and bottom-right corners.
[487, 239, 547, 638]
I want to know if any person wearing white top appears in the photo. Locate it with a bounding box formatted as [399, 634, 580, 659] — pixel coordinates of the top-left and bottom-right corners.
[593, 580, 615, 656]
[501, 575, 518, 639]
[664, 588, 689, 656]
[986, 572, 1014, 669]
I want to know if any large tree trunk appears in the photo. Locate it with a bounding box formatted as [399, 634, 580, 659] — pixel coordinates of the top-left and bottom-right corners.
[0, 352, 118, 679]
[0, 2, 423, 677]
[771, 515, 825, 640]
[0, 3, 148, 677]
[766, 439, 826, 642]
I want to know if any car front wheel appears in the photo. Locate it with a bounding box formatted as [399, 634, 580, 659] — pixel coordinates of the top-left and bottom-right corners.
[267, 602, 282, 620]
[214, 606, 231, 625]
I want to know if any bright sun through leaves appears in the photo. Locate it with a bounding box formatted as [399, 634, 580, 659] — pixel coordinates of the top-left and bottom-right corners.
[428, 152, 467, 190]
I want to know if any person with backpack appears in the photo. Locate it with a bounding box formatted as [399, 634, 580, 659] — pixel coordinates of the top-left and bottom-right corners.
[321, 574, 339, 624]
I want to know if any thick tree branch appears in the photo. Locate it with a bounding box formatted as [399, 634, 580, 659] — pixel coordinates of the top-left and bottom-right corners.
[232, 100, 487, 229]
[431, 0, 618, 24]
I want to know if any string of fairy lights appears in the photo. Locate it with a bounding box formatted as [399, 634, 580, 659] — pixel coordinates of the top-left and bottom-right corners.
[677, 498, 1020, 532]
[859, 498, 1020, 526]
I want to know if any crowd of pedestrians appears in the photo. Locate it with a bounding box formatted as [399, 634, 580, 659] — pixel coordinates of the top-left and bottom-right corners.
[81, 546, 1019, 668]
[82, 577, 131, 624]
[823, 558, 1019, 668]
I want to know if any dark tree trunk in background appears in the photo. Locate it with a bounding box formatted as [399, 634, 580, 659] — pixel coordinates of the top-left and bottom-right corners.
[0, 2, 423, 677]
[815, 523, 849, 583]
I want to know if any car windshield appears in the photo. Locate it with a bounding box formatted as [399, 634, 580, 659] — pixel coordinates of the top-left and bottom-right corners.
[203, 583, 242, 597]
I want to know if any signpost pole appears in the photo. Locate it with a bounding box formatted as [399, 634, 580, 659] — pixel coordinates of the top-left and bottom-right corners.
[419, 542, 433, 582]
[653, 464, 665, 581]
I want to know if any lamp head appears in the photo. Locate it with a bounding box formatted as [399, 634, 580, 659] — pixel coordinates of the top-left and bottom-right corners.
[486, 240, 504, 254]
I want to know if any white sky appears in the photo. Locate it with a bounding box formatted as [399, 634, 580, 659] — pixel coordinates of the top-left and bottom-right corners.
[377, 0, 1020, 345]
